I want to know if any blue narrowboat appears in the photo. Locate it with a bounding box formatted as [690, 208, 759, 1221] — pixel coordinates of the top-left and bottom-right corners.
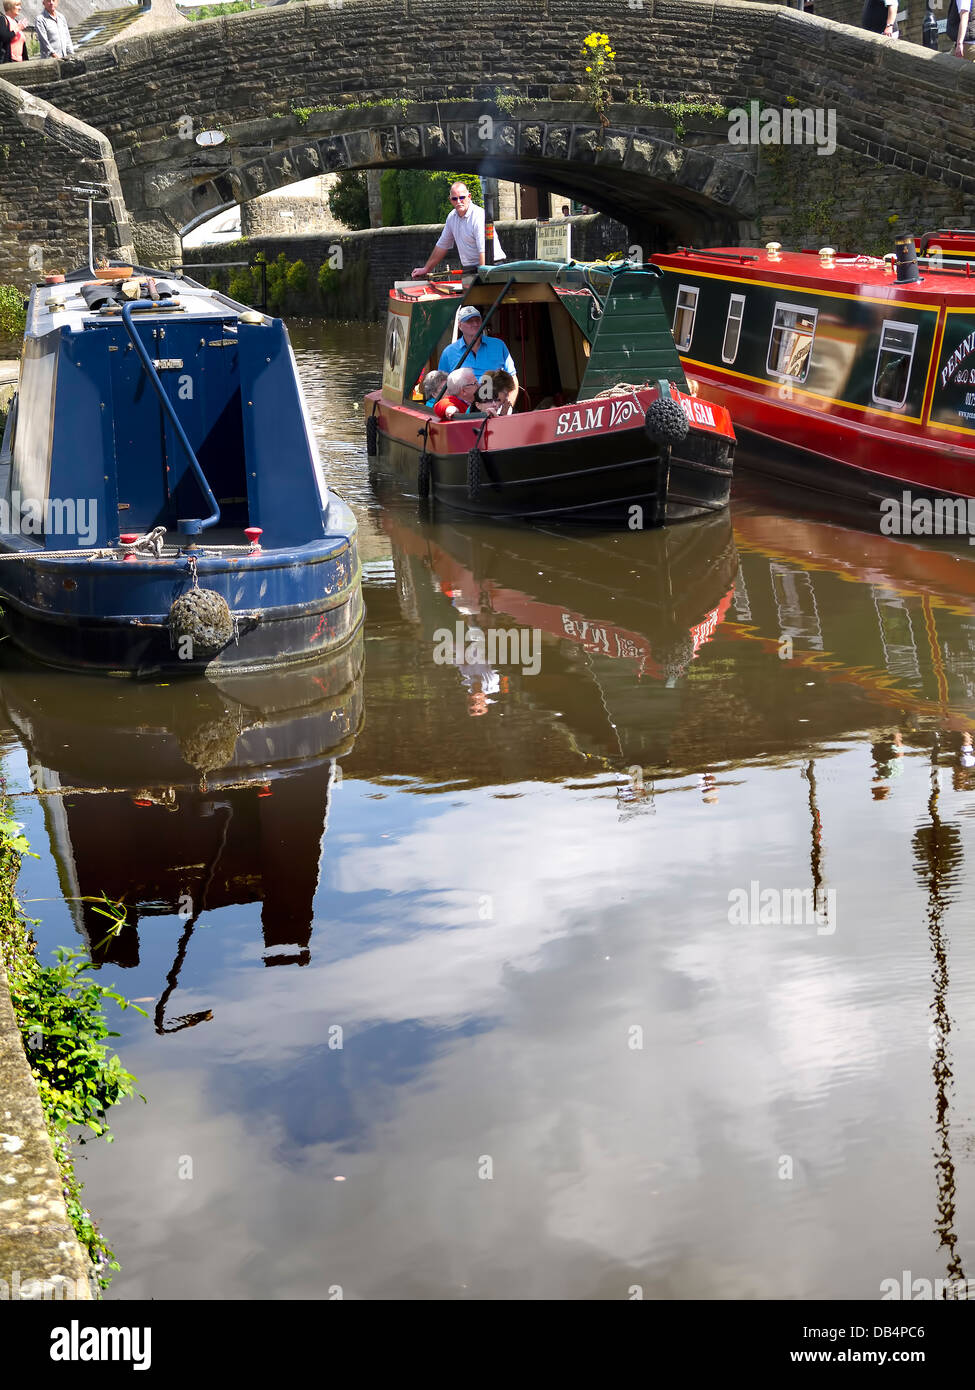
[0, 265, 362, 676]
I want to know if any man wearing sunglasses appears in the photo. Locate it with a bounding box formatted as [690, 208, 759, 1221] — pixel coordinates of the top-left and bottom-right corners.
[411, 182, 506, 280]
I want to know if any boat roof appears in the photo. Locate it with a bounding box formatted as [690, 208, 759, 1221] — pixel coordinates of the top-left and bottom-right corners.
[389, 259, 645, 305]
[476, 259, 650, 292]
[25, 266, 261, 342]
[654, 246, 975, 301]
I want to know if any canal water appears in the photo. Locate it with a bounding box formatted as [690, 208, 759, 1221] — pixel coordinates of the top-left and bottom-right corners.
[4, 319, 974, 1300]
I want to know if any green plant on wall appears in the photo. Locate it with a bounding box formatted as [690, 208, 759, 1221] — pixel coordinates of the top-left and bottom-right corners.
[757, 141, 910, 256]
[0, 282, 27, 337]
[380, 168, 402, 227]
[0, 801, 146, 1287]
[581, 31, 616, 120]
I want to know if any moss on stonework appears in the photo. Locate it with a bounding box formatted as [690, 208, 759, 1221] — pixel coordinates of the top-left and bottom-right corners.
[756, 143, 967, 254]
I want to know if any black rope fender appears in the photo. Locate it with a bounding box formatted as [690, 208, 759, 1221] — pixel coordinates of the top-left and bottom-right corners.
[467, 446, 483, 500]
[417, 420, 433, 499]
[466, 416, 490, 501]
[366, 400, 380, 456]
[644, 379, 689, 447]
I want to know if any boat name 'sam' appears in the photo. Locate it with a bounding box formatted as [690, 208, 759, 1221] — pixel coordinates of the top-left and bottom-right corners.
[554, 393, 717, 438]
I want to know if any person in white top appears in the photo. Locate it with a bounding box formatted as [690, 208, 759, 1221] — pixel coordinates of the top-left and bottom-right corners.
[411, 182, 505, 278]
[35, 0, 74, 57]
[954, 0, 975, 57]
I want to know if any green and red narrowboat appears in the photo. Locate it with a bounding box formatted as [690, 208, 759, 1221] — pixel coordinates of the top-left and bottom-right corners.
[652, 238, 975, 507]
[364, 261, 735, 525]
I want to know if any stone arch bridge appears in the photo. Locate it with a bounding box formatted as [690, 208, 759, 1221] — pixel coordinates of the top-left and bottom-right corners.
[2, 0, 975, 283]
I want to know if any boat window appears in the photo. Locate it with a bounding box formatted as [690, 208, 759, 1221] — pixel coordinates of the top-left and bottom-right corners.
[872, 321, 917, 408]
[672, 284, 699, 350]
[722, 294, 746, 364]
[767, 303, 817, 382]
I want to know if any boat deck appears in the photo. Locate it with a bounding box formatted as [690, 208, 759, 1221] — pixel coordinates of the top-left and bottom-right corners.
[29, 273, 252, 341]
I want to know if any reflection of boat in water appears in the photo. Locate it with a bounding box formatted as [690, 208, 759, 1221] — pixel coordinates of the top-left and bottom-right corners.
[730, 502, 975, 732]
[0, 632, 364, 1024]
[368, 491, 739, 769]
[382, 504, 738, 681]
[358, 478, 975, 786]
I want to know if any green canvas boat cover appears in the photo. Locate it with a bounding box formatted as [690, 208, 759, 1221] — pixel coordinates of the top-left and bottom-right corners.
[474, 259, 639, 293]
[577, 267, 688, 399]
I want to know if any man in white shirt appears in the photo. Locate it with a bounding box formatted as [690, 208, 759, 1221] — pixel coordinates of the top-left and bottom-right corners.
[412, 182, 505, 278]
[35, 0, 74, 56]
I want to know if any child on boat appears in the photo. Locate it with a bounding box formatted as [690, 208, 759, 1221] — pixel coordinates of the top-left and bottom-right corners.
[476, 369, 516, 416]
[421, 370, 448, 407]
[433, 367, 479, 419]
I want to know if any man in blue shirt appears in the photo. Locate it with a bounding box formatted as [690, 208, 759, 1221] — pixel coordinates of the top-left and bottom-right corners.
[438, 305, 519, 409]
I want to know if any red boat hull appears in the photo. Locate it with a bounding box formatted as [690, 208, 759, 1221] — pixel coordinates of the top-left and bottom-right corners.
[682, 367, 975, 504]
[364, 386, 734, 525]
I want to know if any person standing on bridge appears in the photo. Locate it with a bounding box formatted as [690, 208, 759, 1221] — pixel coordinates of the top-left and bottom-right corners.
[411, 182, 506, 280]
[35, 0, 74, 58]
[0, 0, 27, 62]
[860, 0, 898, 38]
[947, 0, 975, 58]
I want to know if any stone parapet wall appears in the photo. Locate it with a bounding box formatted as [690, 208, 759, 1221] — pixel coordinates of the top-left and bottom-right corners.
[0, 73, 133, 289]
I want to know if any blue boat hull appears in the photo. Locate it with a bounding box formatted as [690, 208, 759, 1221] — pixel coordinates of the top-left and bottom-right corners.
[1, 268, 365, 676]
[0, 510, 363, 677]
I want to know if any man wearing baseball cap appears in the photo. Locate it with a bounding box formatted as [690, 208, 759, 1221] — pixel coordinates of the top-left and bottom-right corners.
[437, 304, 519, 409]
[412, 182, 506, 280]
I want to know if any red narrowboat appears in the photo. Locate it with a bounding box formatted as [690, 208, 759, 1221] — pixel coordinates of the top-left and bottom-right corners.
[364, 261, 735, 525]
[652, 237, 975, 510]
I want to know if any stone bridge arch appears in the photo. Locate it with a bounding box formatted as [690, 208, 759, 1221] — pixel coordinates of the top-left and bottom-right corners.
[156, 104, 757, 264]
[4, 0, 975, 276]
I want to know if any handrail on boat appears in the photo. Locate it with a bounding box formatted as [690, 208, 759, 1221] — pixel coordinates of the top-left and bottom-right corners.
[674, 248, 760, 264]
[917, 257, 975, 278]
[121, 300, 221, 535]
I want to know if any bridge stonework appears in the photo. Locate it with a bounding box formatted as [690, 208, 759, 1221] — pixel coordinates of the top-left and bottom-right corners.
[2, 0, 975, 284]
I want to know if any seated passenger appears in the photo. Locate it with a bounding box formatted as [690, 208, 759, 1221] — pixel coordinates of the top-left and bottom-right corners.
[433, 367, 479, 419]
[476, 369, 516, 417]
[421, 369, 448, 407]
[438, 305, 519, 408]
